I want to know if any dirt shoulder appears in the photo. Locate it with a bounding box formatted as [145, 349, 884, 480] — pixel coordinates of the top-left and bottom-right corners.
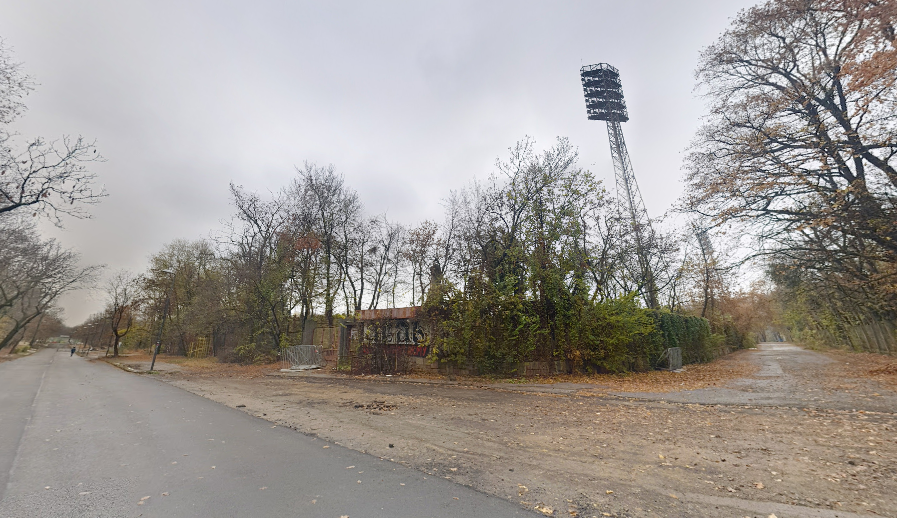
[133, 346, 897, 518]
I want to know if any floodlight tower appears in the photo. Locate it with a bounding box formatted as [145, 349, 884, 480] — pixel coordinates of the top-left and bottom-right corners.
[580, 63, 658, 308]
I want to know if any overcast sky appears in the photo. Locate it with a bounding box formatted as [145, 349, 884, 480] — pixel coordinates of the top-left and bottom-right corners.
[1, 0, 756, 324]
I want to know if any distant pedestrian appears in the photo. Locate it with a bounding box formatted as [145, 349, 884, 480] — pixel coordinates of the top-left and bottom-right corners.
[70, 347, 76, 357]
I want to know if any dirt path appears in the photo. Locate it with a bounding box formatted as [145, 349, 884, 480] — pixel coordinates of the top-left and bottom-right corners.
[604, 343, 897, 412]
[142, 344, 896, 518]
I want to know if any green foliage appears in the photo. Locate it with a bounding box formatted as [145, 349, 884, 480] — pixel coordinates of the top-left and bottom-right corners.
[562, 294, 657, 373]
[415, 136, 718, 374]
[422, 276, 539, 373]
[233, 342, 276, 365]
[645, 310, 713, 365]
[423, 282, 717, 374]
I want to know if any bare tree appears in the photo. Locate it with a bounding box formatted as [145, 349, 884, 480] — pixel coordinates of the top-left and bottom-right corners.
[340, 215, 373, 314]
[105, 270, 139, 357]
[365, 216, 404, 310]
[405, 221, 439, 305]
[0, 38, 32, 126]
[0, 224, 99, 353]
[0, 40, 105, 223]
[294, 163, 360, 324]
[224, 185, 294, 352]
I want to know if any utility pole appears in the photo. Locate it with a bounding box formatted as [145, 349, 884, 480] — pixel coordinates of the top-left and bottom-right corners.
[580, 63, 659, 308]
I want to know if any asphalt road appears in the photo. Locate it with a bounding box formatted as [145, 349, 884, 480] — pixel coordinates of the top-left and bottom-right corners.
[0, 348, 537, 518]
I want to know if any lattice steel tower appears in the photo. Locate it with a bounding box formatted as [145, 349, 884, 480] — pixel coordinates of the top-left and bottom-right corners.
[580, 63, 658, 308]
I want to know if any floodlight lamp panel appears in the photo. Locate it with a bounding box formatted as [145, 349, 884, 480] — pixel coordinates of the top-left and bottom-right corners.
[580, 63, 629, 122]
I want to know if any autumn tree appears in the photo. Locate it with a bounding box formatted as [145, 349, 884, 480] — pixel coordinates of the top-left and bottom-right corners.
[223, 186, 296, 356]
[364, 216, 405, 310]
[0, 40, 103, 352]
[0, 216, 98, 352]
[104, 270, 139, 357]
[405, 221, 439, 305]
[293, 163, 361, 325]
[421, 137, 667, 371]
[20, 309, 66, 347]
[281, 203, 321, 334]
[685, 0, 897, 342]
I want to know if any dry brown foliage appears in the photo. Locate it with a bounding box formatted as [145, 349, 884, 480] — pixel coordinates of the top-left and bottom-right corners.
[824, 350, 897, 389]
[112, 352, 281, 379]
[572, 351, 759, 393]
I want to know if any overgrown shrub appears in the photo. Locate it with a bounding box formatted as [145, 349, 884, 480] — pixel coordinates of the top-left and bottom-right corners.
[233, 342, 277, 364]
[423, 281, 667, 374]
[646, 311, 714, 365]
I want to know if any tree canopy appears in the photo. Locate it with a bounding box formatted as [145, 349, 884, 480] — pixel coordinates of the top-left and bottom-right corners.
[685, 0, 897, 351]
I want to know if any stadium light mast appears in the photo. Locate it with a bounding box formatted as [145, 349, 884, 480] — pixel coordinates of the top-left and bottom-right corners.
[580, 63, 658, 308]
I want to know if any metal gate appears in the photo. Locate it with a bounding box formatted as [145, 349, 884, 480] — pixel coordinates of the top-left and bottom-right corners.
[281, 345, 324, 370]
[657, 347, 682, 371]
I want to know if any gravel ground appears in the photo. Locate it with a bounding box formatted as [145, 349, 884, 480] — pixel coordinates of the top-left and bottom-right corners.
[128, 344, 897, 518]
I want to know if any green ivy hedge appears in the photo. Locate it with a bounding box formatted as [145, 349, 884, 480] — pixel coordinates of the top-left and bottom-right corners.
[421, 281, 726, 374]
[643, 310, 714, 366]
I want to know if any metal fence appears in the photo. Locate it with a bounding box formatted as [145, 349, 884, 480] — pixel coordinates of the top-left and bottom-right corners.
[281, 345, 325, 370]
[657, 347, 682, 371]
[187, 337, 212, 358]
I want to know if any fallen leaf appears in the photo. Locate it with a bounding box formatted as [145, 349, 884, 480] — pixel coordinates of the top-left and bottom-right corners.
[161, 492, 169, 496]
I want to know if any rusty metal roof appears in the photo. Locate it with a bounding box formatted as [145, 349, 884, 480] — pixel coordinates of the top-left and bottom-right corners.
[355, 306, 421, 321]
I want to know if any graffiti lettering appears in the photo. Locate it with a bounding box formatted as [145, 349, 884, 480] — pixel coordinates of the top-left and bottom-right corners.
[362, 320, 429, 346]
